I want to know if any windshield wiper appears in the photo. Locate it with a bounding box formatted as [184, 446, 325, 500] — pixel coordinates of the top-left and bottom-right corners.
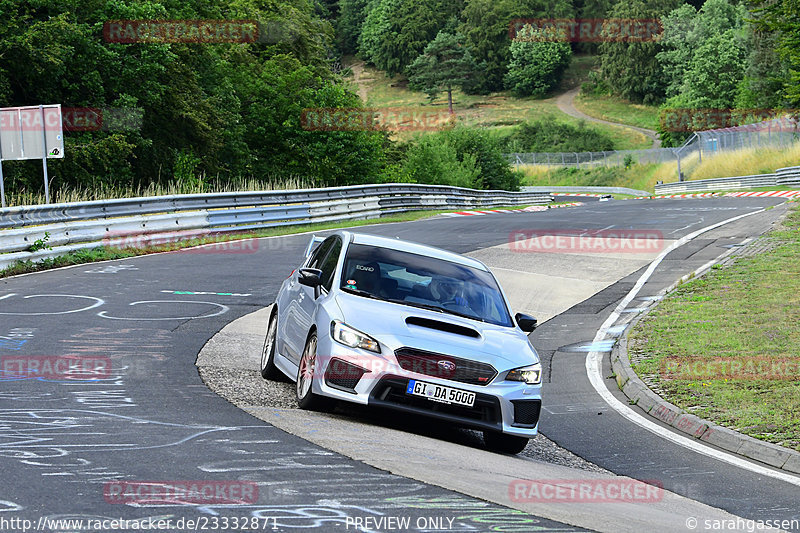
[385, 298, 444, 313]
[340, 286, 383, 300]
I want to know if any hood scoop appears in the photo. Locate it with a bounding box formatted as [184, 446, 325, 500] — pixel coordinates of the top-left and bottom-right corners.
[405, 316, 480, 338]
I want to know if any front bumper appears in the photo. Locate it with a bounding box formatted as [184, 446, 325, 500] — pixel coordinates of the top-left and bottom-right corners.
[313, 339, 542, 437]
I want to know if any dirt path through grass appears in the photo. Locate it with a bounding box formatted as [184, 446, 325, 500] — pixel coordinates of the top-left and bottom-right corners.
[556, 87, 661, 148]
[349, 60, 371, 102]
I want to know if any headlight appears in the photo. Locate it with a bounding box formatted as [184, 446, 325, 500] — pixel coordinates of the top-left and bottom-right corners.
[506, 363, 542, 385]
[330, 321, 381, 353]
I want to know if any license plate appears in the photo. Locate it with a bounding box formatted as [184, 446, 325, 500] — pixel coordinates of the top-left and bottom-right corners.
[406, 379, 476, 407]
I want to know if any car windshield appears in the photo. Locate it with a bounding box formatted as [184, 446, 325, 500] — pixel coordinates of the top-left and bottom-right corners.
[340, 243, 513, 327]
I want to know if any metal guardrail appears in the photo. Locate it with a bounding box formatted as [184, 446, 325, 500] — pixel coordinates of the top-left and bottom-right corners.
[776, 166, 800, 187]
[654, 174, 778, 195]
[0, 184, 553, 270]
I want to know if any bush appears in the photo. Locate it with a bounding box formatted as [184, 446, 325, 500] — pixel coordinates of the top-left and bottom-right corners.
[501, 120, 616, 153]
[402, 139, 481, 188]
[580, 70, 613, 96]
[505, 26, 572, 98]
[401, 127, 520, 190]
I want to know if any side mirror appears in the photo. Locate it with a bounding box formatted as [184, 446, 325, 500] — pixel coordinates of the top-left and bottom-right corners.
[298, 268, 323, 288]
[515, 313, 538, 332]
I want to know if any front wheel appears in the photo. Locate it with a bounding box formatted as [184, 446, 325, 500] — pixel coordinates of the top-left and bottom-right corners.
[483, 431, 529, 454]
[296, 333, 325, 410]
[260, 310, 283, 380]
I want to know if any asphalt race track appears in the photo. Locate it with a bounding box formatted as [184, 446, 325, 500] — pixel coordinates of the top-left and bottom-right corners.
[1, 197, 798, 532]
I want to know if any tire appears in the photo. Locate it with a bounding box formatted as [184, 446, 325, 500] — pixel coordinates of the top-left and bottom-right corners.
[260, 310, 283, 380]
[296, 333, 325, 410]
[483, 431, 529, 455]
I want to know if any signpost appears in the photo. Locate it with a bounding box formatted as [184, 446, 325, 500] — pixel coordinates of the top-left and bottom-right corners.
[0, 104, 64, 207]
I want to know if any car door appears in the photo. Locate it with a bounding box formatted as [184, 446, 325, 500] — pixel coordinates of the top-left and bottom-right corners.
[292, 236, 343, 362]
[280, 237, 334, 362]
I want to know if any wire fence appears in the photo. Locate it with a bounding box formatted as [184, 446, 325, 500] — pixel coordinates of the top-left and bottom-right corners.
[694, 116, 799, 153]
[507, 148, 679, 168]
[506, 115, 800, 180]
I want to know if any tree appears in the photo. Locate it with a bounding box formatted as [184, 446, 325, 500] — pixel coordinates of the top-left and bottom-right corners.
[406, 31, 480, 113]
[577, 0, 615, 53]
[401, 127, 520, 190]
[748, 0, 800, 107]
[657, 0, 746, 100]
[337, 0, 369, 54]
[598, 0, 682, 104]
[0, 0, 387, 199]
[459, 0, 573, 92]
[656, 4, 702, 99]
[735, 27, 790, 109]
[504, 25, 572, 97]
[358, 0, 463, 76]
[680, 29, 747, 109]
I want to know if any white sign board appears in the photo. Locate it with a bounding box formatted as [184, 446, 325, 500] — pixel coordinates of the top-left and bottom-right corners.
[0, 105, 64, 160]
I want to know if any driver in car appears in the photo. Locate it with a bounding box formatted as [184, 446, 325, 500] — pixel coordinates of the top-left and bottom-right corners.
[430, 276, 468, 307]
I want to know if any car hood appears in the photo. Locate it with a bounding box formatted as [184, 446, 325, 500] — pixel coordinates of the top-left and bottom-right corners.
[333, 292, 539, 369]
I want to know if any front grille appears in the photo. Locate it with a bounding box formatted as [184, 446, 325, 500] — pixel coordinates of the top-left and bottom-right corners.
[511, 400, 541, 428]
[369, 376, 502, 432]
[324, 358, 366, 393]
[394, 347, 497, 386]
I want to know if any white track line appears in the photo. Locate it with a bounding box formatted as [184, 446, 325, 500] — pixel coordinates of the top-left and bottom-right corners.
[585, 208, 800, 487]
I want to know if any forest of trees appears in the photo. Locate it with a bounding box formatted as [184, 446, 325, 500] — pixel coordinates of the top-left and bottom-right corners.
[0, 0, 798, 195]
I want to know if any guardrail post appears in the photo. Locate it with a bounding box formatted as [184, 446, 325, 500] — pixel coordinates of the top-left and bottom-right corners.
[0, 153, 5, 209]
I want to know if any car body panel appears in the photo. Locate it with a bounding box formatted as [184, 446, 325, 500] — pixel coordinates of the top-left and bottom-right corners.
[268, 231, 543, 438]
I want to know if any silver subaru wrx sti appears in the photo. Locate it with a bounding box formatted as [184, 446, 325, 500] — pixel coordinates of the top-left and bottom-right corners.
[260, 231, 542, 454]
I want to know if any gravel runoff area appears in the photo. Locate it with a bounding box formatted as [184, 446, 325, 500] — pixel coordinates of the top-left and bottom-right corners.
[198, 365, 610, 474]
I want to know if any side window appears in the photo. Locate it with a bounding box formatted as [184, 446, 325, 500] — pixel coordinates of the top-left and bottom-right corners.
[319, 238, 342, 291]
[306, 238, 334, 270]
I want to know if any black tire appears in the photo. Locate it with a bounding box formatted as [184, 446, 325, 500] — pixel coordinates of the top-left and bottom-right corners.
[483, 431, 529, 454]
[296, 333, 325, 410]
[260, 310, 283, 380]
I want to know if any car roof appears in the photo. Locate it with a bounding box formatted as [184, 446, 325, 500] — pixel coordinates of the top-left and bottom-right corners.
[341, 231, 489, 271]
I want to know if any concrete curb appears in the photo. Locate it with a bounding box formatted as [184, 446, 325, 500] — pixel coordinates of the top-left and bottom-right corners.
[611, 260, 800, 476]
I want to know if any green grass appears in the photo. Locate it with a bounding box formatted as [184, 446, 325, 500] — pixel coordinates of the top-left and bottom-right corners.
[629, 205, 800, 452]
[573, 93, 660, 131]
[685, 141, 800, 181]
[0, 204, 545, 279]
[517, 163, 664, 193]
[4, 177, 312, 208]
[346, 60, 652, 150]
